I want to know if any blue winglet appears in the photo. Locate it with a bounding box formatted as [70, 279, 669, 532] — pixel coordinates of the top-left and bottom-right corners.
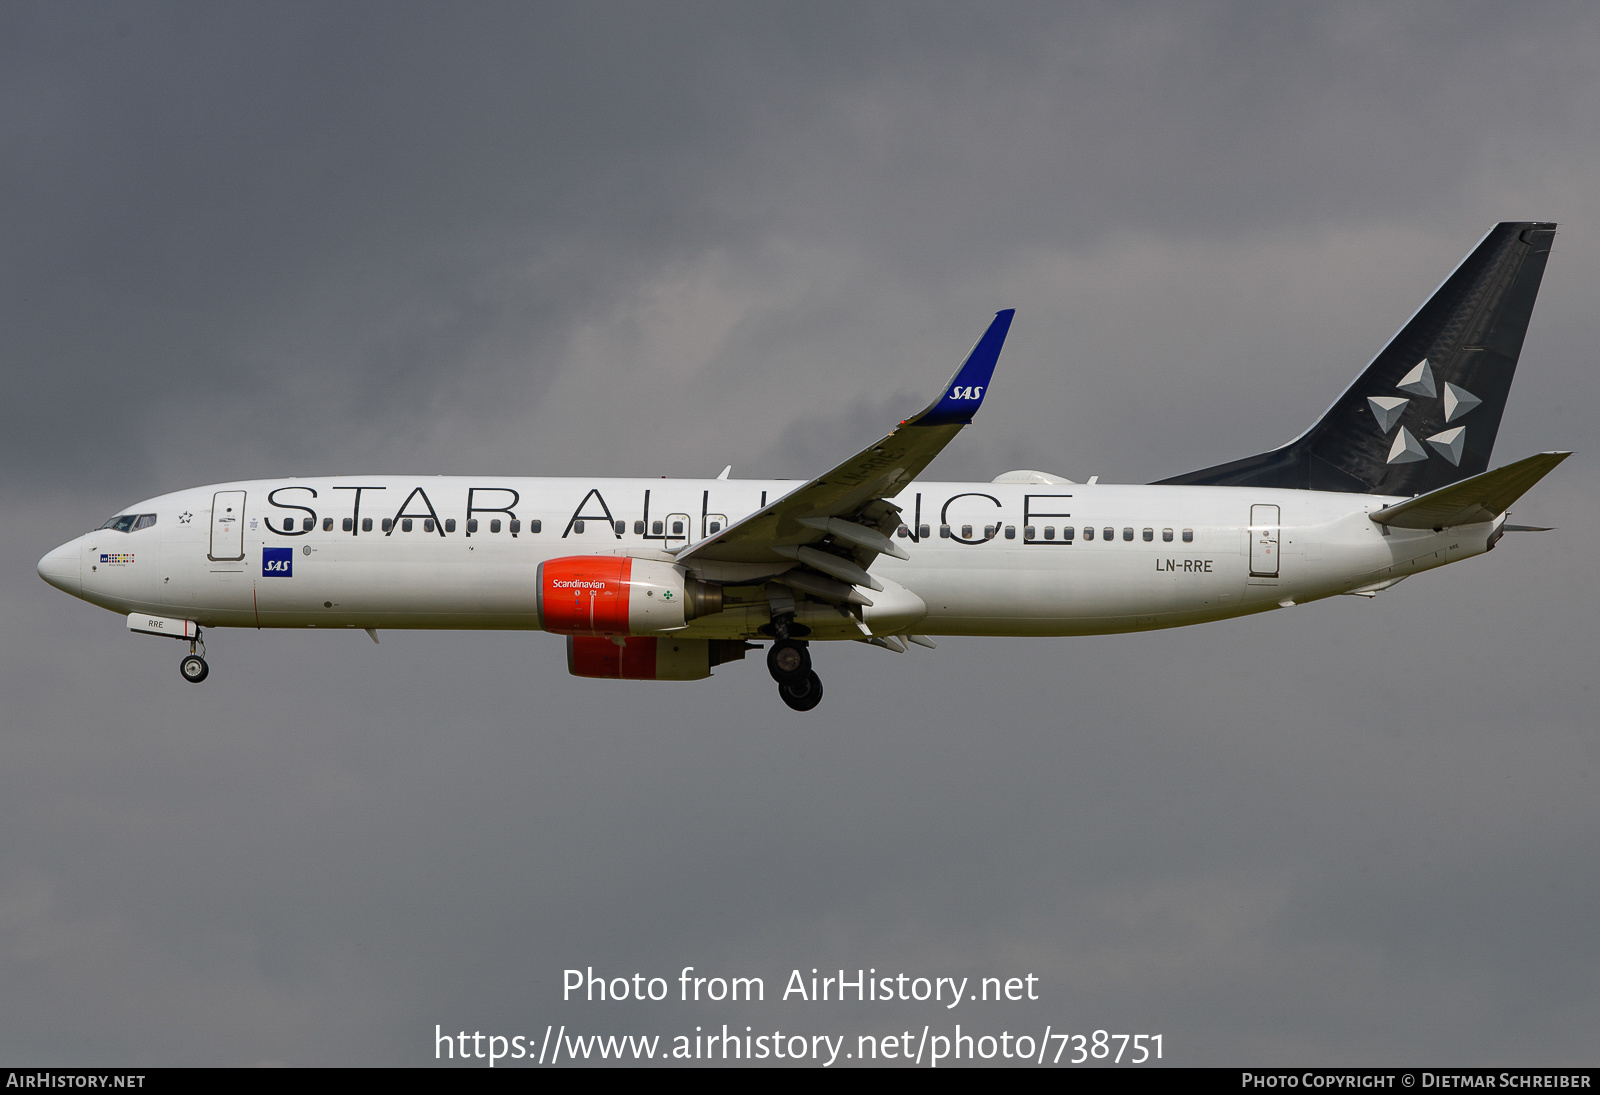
[912, 309, 1015, 427]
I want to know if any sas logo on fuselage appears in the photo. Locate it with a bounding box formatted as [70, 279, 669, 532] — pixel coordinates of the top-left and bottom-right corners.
[100, 553, 134, 565]
[262, 547, 294, 577]
[949, 385, 985, 401]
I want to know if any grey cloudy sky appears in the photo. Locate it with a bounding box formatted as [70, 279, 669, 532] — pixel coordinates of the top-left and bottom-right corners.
[3, 0, 1598, 1065]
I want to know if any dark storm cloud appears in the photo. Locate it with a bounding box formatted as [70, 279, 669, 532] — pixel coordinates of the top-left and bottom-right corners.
[3, 0, 1599, 1066]
[9, 1, 1600, 491]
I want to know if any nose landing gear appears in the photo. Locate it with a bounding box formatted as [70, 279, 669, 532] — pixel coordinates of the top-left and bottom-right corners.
[179, 631, 208, 683]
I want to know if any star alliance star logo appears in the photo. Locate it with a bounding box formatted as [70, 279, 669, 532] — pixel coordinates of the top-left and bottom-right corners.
[1367, 359, 1481, 465]
[178, 511, 193, 524]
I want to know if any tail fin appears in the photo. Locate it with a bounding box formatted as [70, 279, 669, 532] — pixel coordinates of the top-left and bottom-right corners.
[1156, 222, 1557, 494]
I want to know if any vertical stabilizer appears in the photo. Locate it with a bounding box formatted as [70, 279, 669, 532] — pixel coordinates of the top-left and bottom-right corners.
[1156, 223, 1556, 494]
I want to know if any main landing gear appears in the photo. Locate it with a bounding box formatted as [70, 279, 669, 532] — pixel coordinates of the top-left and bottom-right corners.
[765, 621, 823, 712]
[180, 631, 209, 683]
[778, 669, 823, 712]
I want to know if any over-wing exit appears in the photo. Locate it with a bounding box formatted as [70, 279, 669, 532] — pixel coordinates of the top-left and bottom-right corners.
[39, 224, 1568, 711]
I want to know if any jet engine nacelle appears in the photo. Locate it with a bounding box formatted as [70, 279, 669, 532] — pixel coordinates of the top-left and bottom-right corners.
[536, 556, 722, 636]
[567, 636, 753, 680]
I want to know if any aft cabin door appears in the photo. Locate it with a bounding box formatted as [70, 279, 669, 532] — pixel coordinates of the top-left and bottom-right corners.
[1249, 504, 1280, 578]
[209, 491, 246, 561]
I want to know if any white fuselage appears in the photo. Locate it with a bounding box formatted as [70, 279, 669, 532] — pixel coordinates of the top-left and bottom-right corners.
[40, 475, 1499, 640]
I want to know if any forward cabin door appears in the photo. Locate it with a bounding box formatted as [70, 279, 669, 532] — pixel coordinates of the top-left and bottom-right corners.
[209, 491, 247, 561]
[1249, 504, 1280, 578]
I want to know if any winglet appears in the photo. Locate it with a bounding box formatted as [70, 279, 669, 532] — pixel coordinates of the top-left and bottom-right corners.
[907, 309, 1015, 427]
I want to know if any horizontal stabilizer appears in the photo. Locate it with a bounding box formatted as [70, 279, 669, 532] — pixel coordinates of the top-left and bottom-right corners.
[1370, 451, 1570, 529]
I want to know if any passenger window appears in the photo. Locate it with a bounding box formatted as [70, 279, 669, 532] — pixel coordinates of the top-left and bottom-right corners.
[919, 523, 931, 538]
[1162, 528, 1173, 542]
[1084, 527, 1094, 541]
[490, 519, 501, 533]
[984, 524, 995, 539]
[342, 518, 354, 532]
[530, 520, 541, 533]
[1182, 528, 1194, 543]
[1062, 526, 1075, 542]
[466, 519, 478, 533]
[322, 517, 334, 532]
[652, 520, 664, 535]
[1103, 527, 1114, 540]
[1122, 527, 1133, 541]
[961, 524, 972, 539]
[133, 514, 157, 531]
[510, 519, 522, 534]
[939, 524, 951, 538]
[363, 518, 373, 532]
[897, 526, 909, 538]
[616, 521, 626, 535]
[302, 517, 314, 531]
[1142, 528, 1153, 541]
[424, 519, 435, 532]
[445, 518, 456, 533]
[1004, 525, 1016, 539]
[402, 518, 413, 532]
[670, 520, 683, 535]
[1024, 526, 1035, 541]
[382, 518, 394, 532]
[708, 521, 721, 534]
[634, 520, 645, 535]
[575, 520, 585, 534]
[1044, 526, 1055, 540]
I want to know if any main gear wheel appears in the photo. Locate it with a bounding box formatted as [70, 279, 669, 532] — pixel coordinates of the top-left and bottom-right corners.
[778, 670, 823, 712]
[766, 639, 811, 684]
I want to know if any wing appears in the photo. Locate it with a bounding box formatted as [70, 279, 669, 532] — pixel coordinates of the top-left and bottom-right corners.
[676, 310, 1015, 589]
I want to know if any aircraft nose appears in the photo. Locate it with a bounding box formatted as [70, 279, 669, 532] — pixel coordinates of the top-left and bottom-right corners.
[37, 540, 80, 595]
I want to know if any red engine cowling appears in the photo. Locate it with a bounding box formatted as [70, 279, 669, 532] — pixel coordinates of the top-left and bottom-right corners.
[536, 556, 721, 636]
[567, 636, 752, 681]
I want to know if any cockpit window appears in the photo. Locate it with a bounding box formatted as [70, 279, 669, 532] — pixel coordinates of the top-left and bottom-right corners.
[100, 514, 138, 532]
[133, 514, 157, 531]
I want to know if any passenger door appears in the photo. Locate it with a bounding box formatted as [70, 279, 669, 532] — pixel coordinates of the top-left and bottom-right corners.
[1249, 504, 1280, 578]
[209, 491, 246, 561]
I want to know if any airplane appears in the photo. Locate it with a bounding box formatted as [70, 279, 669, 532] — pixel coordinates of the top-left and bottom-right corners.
[37, 222, 1567, 711]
